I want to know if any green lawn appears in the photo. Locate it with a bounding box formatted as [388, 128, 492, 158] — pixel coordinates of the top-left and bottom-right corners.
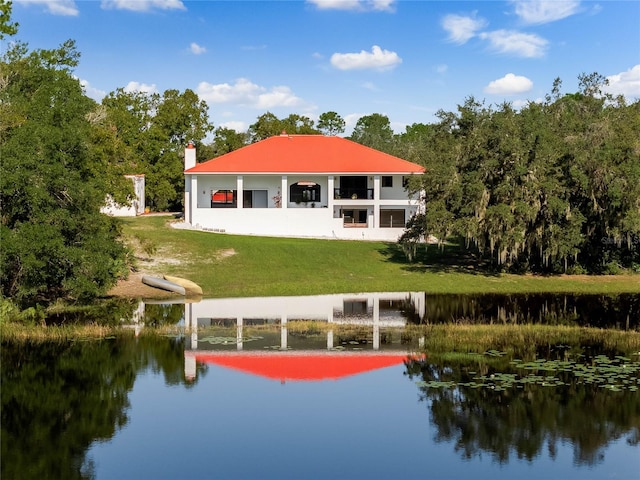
[121, 216, 640, 298]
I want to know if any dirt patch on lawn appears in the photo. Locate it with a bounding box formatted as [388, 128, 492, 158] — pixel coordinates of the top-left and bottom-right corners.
[215, 248, 236, 260]
[106, 252, 236, 299]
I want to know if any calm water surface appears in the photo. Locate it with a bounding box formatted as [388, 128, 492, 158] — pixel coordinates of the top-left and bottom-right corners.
[2, 292, 639, 480]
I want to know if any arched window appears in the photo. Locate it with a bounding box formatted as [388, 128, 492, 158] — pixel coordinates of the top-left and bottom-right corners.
[290, 182, 321, 203]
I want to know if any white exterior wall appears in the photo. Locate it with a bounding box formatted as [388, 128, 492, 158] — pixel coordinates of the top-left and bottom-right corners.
[186, 173, 422, 241]
[380, 175, 410, 200]
[183, 292, 426, 329]
[101, 175, 145, 217]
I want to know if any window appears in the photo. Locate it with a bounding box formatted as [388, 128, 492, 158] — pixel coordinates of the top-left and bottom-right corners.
[380, 209, 405, 228]
[343, 300, 368, 315]
[243, 190, 268, 208]
[382, 176, 393, 187]
[342, 209, 367, 225]
[290, 182, 321, 203]
[211, 189, 236, 207]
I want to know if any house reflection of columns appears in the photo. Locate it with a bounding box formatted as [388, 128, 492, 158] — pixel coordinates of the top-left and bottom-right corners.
[183, 292, 426, 380]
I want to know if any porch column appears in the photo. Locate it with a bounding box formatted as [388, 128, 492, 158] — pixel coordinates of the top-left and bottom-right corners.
[190, 176, 197, 224]
[373, 298, 380, 350]
[237, 317, 243, 350]
[327, 306, 334, 349]
[184, 174, 191, 224]
[237, 176, 243, 209]
[185, 354, 196, 381]
[373, 175, 381, 228]
[281, 175, 288, 208]
[184, 142, 196, 224]
[327, 175, 334, 211]
[280, 315, 288, 350]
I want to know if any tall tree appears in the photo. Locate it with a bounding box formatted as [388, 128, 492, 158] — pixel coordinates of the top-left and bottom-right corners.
[398, 80, 640, 274]
[208, 127, 248, 157]
[317, 111, 345, 136]
[0, 0, 18, 39]
[0, 40, 129, 306]
[101, 88, 212, 211]
[281, 113, 318, 135]
[349, 113, 395, 153]
[247, 112, 283, 142]
[248, 112, 319, 143]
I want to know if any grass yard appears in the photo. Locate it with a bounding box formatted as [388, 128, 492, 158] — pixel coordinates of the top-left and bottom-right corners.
[119, 216, 640, 298]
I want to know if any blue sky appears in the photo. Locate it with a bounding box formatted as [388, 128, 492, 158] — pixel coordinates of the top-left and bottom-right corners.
[10, 0, 640, 134]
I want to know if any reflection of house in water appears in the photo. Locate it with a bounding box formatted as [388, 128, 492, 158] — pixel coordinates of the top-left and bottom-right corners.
[183, 292, 426, 381]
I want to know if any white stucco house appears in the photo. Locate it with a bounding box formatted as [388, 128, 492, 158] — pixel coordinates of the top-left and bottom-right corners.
[183, 133, 425, 241]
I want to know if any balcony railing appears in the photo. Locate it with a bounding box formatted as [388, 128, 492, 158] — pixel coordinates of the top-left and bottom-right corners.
[334, 188, 374, 200]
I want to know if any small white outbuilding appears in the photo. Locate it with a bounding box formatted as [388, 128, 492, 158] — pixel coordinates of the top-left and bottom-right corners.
[101, 174, 146, 217]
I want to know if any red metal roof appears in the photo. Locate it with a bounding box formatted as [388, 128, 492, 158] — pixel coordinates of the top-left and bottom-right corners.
[193, 351, 414, 382]
[185, 134, 425, 174]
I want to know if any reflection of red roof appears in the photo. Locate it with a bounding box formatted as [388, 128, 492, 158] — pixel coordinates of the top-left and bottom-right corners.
[191, 352, 416, 382]
[184, 135, 425, 175]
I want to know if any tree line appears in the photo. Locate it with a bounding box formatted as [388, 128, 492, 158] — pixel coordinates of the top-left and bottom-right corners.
[1, 0, 638, 308]
[395, 77, 640, 275]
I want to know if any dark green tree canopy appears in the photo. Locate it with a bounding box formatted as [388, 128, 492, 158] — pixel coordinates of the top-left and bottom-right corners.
[0, 0, 17, 39]
[349, 113, 395, 153]
[399, 76, 640, 274]
[317, 111, 346, 136]
[1, 40, 130, 306]
[101, 87, 212, 211]
[248, 112, 319, 143]
[208, 127, 248, 158]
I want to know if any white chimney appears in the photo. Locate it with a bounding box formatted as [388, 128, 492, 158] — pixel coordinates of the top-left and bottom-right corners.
[185, 141, 196, 170]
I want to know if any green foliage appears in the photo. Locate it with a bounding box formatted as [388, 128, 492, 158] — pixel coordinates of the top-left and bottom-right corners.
[0, 0, 18, 39]
[101, 87, 213, 211]
[207, 126, 248, 157]
[317, 111, 346, 136]
[1, 335, 195, 479]
[247, 111, 319, 142]
[398, 77, 640, 274]
[0, 40, 129, 307]
[349, 113, 395, 153]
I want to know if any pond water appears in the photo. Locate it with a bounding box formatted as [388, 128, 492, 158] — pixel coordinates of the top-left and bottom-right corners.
[2, 292, 639, 480]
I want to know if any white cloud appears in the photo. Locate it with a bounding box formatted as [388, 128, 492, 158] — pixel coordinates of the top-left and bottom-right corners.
[255, 86, 305, 109]
[189, 43, 206, 55]
[512, 0, 580, 25]
[344, 113, 365, 132]
[604, 64, 640, 98]
[441, 13, 487, 44]
[124, 81, 158, 94]
[511, 99, 530, 109]
[361, 81, 378, 91]
[79, 79, 107, 101]
[196, 78, 305, 109]
[368, 0, 395, 12]
[308, 0, 395, 12]
[484, 73, 533, 94]
[218, 120, 248, 132]
[100, 0, 185, 12]
[241, 45, 267, 51]
[331, 45, 402, 71]
[197, 78, 262, 104]
[479, 30, 548, 58]
[435, 64, 448, 74]
[15, 0, 79, 16]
